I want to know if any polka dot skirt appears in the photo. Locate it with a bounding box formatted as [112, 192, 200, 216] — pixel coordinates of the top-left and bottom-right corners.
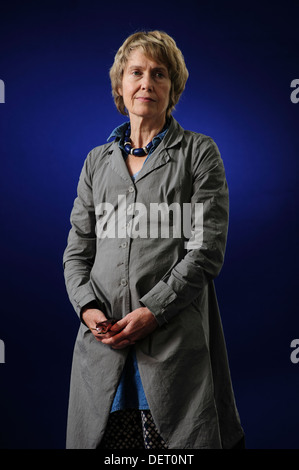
[98, 409, 167, 449]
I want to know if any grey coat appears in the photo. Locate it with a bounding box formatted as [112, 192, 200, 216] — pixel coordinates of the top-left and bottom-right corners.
[63, 117, 244, 449]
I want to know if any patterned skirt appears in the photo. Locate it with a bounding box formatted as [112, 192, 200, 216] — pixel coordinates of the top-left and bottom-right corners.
[97, 409, 167, 449]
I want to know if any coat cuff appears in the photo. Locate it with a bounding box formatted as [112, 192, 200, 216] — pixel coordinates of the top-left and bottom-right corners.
[139, 280, 177, 326]
[72, 282, 104, 318]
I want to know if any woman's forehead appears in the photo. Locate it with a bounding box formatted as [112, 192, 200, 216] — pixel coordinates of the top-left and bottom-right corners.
[125, 47, 167, 69]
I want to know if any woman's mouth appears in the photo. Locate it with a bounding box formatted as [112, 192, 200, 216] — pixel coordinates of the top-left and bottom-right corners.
[136, 96, 155, 102]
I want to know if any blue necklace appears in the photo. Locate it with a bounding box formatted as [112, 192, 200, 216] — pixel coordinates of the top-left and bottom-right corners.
[124, 125, 154, 157]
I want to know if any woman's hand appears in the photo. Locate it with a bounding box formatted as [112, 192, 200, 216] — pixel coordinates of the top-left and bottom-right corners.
[81, 308, 109, 342]
[99, 307, 158, 349]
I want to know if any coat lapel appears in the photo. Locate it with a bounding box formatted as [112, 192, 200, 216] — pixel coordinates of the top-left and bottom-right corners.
[135, 117, 185, 182]
[106, 117, 184, 184]
[134, 149, 170, 182]
[107, 142, 132, 183]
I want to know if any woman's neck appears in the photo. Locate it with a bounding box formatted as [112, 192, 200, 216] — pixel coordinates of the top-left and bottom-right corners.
[129, 115, 166, 148]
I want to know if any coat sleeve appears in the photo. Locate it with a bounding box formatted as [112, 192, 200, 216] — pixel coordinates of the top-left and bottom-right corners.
[139, 136, 229, 326]
[63, 152, 105, 318]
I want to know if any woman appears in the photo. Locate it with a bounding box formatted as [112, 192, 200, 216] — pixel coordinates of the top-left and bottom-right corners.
[63, 30, 244, 449]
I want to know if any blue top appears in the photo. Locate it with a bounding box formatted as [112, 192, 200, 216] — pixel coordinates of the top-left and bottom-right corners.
[107, 121, 168, 412]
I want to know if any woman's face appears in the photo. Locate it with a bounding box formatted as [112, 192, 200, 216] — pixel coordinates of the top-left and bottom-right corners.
[118, 48, 171, 123]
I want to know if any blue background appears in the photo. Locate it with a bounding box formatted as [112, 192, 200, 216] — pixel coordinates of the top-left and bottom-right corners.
[0, 0, 298, 449]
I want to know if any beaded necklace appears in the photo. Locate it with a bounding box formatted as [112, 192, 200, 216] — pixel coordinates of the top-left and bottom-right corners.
[124, 124, 154, 157]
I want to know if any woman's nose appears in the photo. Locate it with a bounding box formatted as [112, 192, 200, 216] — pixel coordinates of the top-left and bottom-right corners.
[141, 72, 153, 90]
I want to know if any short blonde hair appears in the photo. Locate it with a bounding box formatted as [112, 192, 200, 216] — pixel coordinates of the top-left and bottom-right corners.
[109, 30, 189, 118]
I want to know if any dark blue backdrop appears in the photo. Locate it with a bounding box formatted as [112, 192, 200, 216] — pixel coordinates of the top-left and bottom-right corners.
[0, 0, 298, 449]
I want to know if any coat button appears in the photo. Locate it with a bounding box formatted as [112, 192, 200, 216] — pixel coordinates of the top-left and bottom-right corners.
[121, 242, 127, 248]
[120, 279, 127, 286]
[128, 186, 135, 193]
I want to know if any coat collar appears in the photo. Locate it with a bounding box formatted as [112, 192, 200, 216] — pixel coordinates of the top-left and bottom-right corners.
[106, 116, 185, 183]
[160, 116, 185, 149]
